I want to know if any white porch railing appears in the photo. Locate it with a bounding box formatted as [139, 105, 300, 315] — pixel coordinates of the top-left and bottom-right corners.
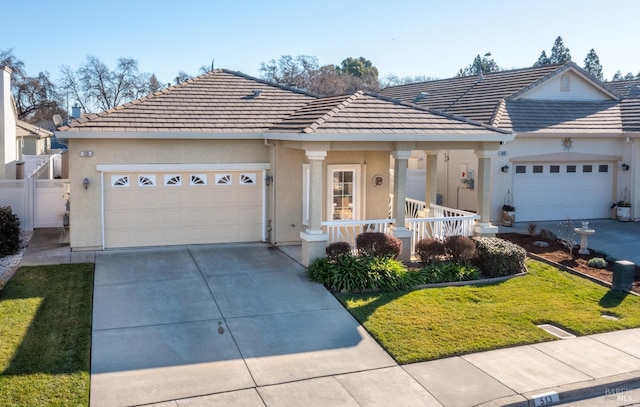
[322, 219, 395, 249]
[324, 201, 479, 257]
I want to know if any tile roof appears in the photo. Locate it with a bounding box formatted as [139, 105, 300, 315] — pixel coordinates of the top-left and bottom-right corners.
[59, 69, 509, 138]
[269, 91, 509, 135]
[16, 120, 53, 137]
[379, 64, 562, 123]
[380, 62, 640, 134]
[605, 80, 640, 98]
[60, 70, 316, 133]
[620, 98, 640, 132]
[495, 100, 621, 133]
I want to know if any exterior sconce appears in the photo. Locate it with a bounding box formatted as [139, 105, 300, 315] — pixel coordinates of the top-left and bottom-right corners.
[501, 165, 509, 173]
[83, 178, 90, 190]
[265, 175, 273, 185]
[621, 163, 630, 171]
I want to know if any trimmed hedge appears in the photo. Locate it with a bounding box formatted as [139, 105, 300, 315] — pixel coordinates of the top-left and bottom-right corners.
[0, 206, 20, 257]
[326, 241, 352, 262]
[415, 238, 445, 264]
[472, 236, 526, 278]
[444, 235, 476, 264]
[355, 232, 402, 259]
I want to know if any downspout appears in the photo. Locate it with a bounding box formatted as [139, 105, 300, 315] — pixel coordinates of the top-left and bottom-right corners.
[264, 138, 275, 244]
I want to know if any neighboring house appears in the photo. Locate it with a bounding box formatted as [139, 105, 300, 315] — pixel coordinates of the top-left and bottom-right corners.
[0, 66, 68, 230]
[381, 62, 640, 223]
[0, 66, 19, 179]
[57, 69, 513, 264]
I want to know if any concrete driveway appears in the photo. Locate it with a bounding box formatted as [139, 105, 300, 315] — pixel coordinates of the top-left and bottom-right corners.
[90, 244, 402, 406]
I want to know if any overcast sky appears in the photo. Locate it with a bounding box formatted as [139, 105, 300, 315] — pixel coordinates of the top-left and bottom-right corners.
[5, 0, 640, 86]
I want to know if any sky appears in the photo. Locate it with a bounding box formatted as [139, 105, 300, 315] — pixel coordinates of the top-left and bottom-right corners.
[4, 0, 640, 88]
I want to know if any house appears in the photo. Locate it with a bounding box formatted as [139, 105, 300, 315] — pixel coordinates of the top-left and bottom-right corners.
[380, 62, 640, 223]
[57, 69, 513, 264]
[0, 66, 20, 179]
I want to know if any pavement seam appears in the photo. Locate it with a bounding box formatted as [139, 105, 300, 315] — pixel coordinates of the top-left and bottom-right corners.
[589, 331, 640, 361]
[186, 245, 259, 389]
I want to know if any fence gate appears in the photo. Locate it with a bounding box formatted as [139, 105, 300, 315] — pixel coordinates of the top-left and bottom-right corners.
[34, 179, 68, 228]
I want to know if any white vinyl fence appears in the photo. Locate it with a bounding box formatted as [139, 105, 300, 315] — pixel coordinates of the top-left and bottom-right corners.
[0, 178, 68, 230]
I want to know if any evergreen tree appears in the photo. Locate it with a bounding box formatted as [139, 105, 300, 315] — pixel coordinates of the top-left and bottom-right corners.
[549, 36, 571, 64]
[583, 49, 603, 80]
[456, 52, 500, 77]
[533, 50, 551, 67]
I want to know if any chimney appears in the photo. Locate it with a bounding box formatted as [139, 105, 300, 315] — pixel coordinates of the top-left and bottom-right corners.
[71, 103, 81, 119]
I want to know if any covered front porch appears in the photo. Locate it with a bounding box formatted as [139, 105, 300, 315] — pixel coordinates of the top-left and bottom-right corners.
[297, 146, 506, 266]
[322, 201, 479, 258]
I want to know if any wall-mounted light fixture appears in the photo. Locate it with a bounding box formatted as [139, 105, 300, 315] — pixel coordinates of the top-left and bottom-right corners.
[265, 175, 273, 185]
[501, 165, 509, 173]
[83, 178, 90, 190]
[621, 163, 630, 171]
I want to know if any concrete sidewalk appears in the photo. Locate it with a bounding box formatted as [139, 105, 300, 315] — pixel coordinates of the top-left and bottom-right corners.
[15, 228, 640, 406]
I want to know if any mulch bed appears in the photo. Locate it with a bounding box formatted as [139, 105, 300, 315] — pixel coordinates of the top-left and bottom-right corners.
[498, 233, 640, 294]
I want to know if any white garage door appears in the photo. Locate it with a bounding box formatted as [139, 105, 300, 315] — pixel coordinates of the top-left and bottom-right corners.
[104, 170, 264, 248]
[513, 162, 613, 222]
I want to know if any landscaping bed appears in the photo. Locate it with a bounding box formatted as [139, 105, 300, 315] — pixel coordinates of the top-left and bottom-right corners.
[498, 232, 640, 294]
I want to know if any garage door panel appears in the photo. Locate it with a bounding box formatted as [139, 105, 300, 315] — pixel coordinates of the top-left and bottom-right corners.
[513, 163, 613, 222]
[104, 170, 264, 248]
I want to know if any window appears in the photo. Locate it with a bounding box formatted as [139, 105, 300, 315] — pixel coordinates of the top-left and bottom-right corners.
[190, 174, 207, 186]
[111, 175, 129, 187]
[515, 165, 526, 174]
[583, 165, 592, 173]
[164, 174, 182, 186]
[567, 165, 576, 173]
[533, 165, 543, 174]
[550, 165, 560, 173]
[328, 165, 360, 221]
[138, 174, 156, 187]
[215, 174, 232, 185]
[599, 165, 609, 173]
[240, 173, 256, 185]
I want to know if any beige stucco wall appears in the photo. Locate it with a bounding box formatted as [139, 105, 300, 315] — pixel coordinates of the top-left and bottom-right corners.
[271, 146, 392, 245]
[68, 138, 271, 250]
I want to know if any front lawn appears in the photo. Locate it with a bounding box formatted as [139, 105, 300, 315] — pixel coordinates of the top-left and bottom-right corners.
[338, 259, 640, 364]
[0, 264, 94, 407]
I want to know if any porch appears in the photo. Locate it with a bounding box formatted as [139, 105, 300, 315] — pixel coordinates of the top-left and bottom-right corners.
[321, 201, 479, 258]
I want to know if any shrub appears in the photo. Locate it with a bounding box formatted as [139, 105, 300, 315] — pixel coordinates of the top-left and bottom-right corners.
[588, 257, 608, 269]
[472, 237, 526, 278]
[415, 238, 445, 264]
[307, 257, 336, 289]
[443, 236, 476, 264]
[356, 232, 402, 259]
[326, 242, 352, 262]
[308, 254, 409, 293]
[419, 262, 480, 284]
[0, 206, 20, 257]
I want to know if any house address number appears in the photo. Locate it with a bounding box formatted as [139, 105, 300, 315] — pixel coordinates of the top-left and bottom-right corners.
[533, 391, 559, 406]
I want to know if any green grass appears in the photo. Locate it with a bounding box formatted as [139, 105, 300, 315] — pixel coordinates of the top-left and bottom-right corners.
[0, 264, 94, 407]
[338, 259, 640, 364]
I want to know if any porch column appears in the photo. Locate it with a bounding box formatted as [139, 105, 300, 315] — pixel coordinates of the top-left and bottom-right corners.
[631, 139, 639, 220]
[425, 152, 438, 215]
[300, 150, 328, 266]
[391, 150, 413, 262]
[474, 150, 499, 236]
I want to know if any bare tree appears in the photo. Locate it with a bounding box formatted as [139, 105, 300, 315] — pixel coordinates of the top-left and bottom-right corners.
[59, 56, 154, 113]
[259, 55, 381, 96]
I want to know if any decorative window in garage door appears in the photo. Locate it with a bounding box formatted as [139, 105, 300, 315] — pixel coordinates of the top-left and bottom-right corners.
[190, 174, 207, 186]
[164, 174, 182, 186]
[138, 174, 156, 187]
[215, 174, 232, 185]
[111, 175, 130, 187]
[240, 173, 256, 185]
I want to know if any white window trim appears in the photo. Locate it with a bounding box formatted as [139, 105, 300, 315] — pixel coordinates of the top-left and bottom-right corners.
[327, 164, 362, 221]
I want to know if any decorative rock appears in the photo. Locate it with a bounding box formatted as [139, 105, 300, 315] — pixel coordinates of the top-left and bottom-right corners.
[539, 229, 558, 241]
[533, 241, 550, 248]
